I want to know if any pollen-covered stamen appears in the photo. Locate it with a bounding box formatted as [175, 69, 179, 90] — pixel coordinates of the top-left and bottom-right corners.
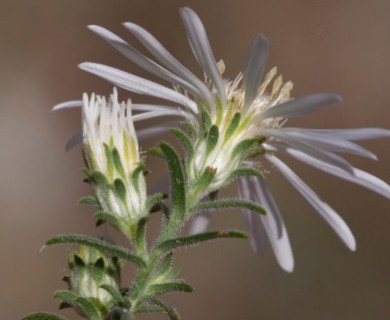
[219, 67, 293, 139]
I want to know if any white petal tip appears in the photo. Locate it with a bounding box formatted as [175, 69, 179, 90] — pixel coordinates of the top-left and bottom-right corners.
[78, 62, 90, 69]
[333, 94, 343, 104]
[281, 263, 294, 273]
[87, 25, 99, 31]
[52, 100, 82, 112]
[122, 22, 136, 29]
[347, 239, 357, 251]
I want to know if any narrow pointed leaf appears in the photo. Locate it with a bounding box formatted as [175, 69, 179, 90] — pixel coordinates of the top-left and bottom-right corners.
[206, 125, 219, 154]
[229, 167, 263, 180]
[184, 120, 197, 137]
[200, 104, 212, 132]
[114, 178, 127, 203]
[22, 313, 68, 320]
[157, 230, 247, 252]
[170, 127, 194, 160]
[78, 196, 99, 206]
[92, 258, 105, 283]
[100, 284, 128, 307]
[146, 193, 168, 211]
[159, 253, 174, 275]
[136, 304, 164, 313]
[131, 166, 144, 192]
[149, 281, 193, 295]
[112, 148, 126, 178]
[148, 298, 180, 320]
[95, 211, 122, 230]
[147, 146, 165, 158]
[54, 290, 100, 320]
[104, 143, 114, 178]
[190, 166, 217, 200]
[160, 143, 186, 219]
[224, 112, 241, 142]
[232, 138, 261, 158]
[193, 199, 266, 215]
[89, 170, 109, 188]
[47, 234, 146, 267]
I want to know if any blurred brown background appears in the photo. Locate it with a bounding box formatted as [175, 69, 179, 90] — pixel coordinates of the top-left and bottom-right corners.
[1, 0, 390, 319]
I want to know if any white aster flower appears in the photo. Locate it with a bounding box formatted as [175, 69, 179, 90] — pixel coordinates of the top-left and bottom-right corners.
[81, 88, 148, 236]
[54, 7, 390, 272]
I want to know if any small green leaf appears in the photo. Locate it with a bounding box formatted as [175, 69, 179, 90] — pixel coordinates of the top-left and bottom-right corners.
[92, 258, 105, 283]
[54, 290, 100, 320]
[159, 253, 174, 275]
[206, 125, 219, 155]
[86, 170, 109, 191]
[81, 167, 92, 179]
[148, 281, 193, 295]
[157, 230, 247, 252]
[147, 147, 165, 158]
[78, 196, 99, 206]
[21, 313, 67, 320]
[135, 216, 148, 252]
[224, 112, 241, 142]
[100, 284, 129, 307]
[131, 165, 144, 193]
[232, 138, 259, 158]
[95, 211, 122, 231]
[240, 145, 264, 159]
[145, 193, 168, 213]
[200, 104, 212, 133]
[148, 298, 180, 320]
[47, 234, 146, 267]
[189, 166, 216, 201]
[215, 96, 224, 126]
[171, 127, 194, 160]
[193, 199, 266, 215]
[136, 304, 164, 313]
[160, 143, 186, 219]
[112, 147, 126, 179]
[183, 120, 197, 138]
[104, 143, 114, 179]
[114, 178, 127, 203]
[229, 167, 264, 179]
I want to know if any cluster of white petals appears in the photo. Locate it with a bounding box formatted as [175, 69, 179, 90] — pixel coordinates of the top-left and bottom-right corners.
[81, 89, 147, 225]
[54, 7, 390, 272]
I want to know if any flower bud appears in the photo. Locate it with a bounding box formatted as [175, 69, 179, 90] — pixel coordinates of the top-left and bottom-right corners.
[67, 245, 121, 316]
[82, 88, 148, 236]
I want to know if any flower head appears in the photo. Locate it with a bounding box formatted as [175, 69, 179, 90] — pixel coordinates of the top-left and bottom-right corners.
[82, 89, 147, 237]
[55, 7, 390, 272]
[66, 245, 121, 316]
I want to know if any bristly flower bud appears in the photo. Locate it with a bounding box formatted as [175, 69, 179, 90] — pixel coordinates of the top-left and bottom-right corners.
[82, 88, 148, 237]
[67, 245, 121, 317]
